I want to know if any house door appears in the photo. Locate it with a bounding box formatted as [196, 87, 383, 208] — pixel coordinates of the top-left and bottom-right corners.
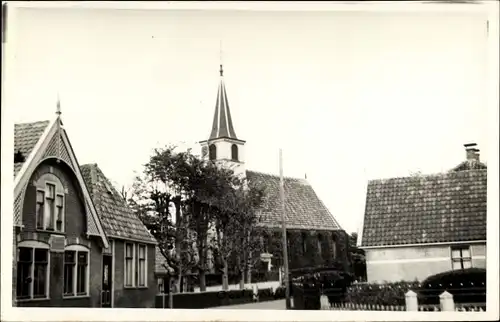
[101, 255, 112, 307]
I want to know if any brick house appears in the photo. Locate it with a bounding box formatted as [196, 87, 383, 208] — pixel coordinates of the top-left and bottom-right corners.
[198, 65, 350, 278]
[12, 110, 157, 307]
[359, 143, 487, 283]
[80, 164, 157, 307]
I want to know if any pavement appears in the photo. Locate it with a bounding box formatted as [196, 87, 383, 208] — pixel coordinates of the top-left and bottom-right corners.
[213, 299, 287, 310]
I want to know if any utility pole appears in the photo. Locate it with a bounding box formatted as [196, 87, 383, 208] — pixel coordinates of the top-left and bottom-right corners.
[279, 149, 291, 309]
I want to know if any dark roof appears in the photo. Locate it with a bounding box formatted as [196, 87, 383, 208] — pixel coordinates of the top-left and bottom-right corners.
[246, 170, 341, 231]
[80, 164, 157, 244]
[361, 169, 487, 247]
[14, 120, 50, 177]
[208, 67, 238, 141]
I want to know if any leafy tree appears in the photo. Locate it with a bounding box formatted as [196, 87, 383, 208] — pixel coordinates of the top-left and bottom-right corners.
[349, 232, 366, 282]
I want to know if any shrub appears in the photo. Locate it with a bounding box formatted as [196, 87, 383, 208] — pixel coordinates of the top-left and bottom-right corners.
[257, 288, 274, 302]
[345, 281, 419, 306]
[274, 286, 286, 299]
[418, 268, 486, 305]
[155, 289, 254, 309]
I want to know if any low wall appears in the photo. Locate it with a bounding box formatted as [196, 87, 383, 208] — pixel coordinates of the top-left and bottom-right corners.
[193, 281, 280, 293]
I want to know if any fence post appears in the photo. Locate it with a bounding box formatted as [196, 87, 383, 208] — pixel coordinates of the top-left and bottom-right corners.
[405, 290, 418, 311]
[439, 291, 455, 311]
[320, 295, 329, 310]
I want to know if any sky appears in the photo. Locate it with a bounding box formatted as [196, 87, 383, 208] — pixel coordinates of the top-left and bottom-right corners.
[4, 5, 492, 234]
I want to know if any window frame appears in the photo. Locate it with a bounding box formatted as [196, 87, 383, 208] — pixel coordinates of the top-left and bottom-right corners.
[451, 245, 473, 270]
[137, 244, 148, 288]
[124, 242, 136, 288]
[63, 245, 90, 298]
[209, 144, 217, 161]
[231, 144, 238, 161]
[16, 241, 50, 301]
[34, 175, 66, 233]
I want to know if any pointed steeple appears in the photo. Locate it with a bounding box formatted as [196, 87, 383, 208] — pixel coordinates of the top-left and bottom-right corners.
[208, 64, 238, 140]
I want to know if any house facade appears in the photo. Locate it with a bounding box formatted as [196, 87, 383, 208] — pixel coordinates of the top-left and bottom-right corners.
[359, 144, 487, 283]
[198, 65, 350, 278]
[12, 110, 157, 307]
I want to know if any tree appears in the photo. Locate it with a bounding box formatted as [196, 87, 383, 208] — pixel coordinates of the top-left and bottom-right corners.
[349, 233, 366, 282]
[129, 146, 199, 292]
[208, 172, 266, 290]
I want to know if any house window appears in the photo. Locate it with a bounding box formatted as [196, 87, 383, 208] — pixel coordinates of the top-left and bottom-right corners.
[332, 235, 337, 259]
[34, 174, 65, 232]
[125, 243, 134, 287]
[209, 144, 217, 161]
[301, 232, 307, 254]
[16, 246, 49, 300]
[451, 246, 472, 270]
[317, 234, 323, 257]
[36, 190, 45, 229]
[138, 244, 147, 287]
[157, 278, 164, 294]
[63, 247, 89, 296]
[231, 144, 238, 161]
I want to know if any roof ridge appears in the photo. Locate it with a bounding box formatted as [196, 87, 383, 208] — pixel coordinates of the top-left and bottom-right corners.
[14, 120, 51, 126]
[368, 168, 487, 183]
[246, 169, 310, 183]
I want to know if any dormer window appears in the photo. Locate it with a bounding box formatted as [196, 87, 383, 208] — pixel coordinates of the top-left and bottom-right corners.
[209, 144, 217, 161]
[231, 144, 238, 161]
[34, 173, 65, 233]
[14, 150, 25, 163]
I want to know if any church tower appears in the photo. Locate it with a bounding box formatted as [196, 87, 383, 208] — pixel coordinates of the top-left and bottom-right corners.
[200, 64, 246, 178]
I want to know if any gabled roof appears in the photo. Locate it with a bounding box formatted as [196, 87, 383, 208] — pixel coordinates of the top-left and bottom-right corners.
[13, 117, 109, 248]
[208, 65, 238, 141]
[80, 164, 156, 244]
[246, 170, 342, 231]
[14, 120, 50, 178]
[360, 169, 487, 248]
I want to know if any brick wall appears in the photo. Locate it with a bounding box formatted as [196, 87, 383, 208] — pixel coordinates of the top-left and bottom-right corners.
[113, 239, 156, 308]
[15, 161, 103, 307]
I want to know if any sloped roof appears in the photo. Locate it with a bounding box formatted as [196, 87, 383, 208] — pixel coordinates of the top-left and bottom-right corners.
[246, 170, 341, 231]
[80, 164, 156, 244]
[208, 65, 239, 141]
[155, 246, 175, 275]
[14, 120, 50, 178]
[361, 169, 487, 247]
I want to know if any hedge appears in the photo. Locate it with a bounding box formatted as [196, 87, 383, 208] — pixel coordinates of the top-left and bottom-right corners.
[155, 289, 254, 309]
[345, 281, 420, 306]
[418, 268, 486, 305]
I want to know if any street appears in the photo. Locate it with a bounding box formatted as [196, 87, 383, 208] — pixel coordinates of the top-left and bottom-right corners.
[212, 299, 287, 310]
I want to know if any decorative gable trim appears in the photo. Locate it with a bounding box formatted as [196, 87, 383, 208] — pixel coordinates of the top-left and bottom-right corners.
[13, 116, 109, 249]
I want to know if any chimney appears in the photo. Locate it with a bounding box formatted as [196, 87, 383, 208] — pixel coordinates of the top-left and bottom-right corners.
[464, 143, 480, 162]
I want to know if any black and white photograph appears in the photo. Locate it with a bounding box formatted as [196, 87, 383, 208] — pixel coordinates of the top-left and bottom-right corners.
[1, 1, 498, 321]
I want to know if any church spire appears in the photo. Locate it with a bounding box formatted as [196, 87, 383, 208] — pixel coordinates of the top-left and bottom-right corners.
[208, 64, 238, 140]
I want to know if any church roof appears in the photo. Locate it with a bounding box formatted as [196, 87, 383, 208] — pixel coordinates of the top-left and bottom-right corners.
[208, 65, 239, 141]
[246, 170, 342, 231]
[80, 164, 157, 244]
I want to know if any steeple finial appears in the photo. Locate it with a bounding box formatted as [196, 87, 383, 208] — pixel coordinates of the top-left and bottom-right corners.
[219, 40, 224, 77]
[56, 93, 61, 116]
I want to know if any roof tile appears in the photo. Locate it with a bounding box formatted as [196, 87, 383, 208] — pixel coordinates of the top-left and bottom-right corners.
[14, 120, 50, 178]
[361, 169, 487, 247]
[246, 170, 341, 231]
[81, 164, 157, 244]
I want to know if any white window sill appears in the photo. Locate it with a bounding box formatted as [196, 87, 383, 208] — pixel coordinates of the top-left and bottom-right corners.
[63, 294, 90, 299]
[36, 229, 66, 235]
[16, 297, 50, 302]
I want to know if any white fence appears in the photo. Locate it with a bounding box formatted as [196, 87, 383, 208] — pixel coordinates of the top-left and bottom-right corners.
[321, 290, 486, 312]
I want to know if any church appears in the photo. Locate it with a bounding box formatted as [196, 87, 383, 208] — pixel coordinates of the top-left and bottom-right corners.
[198, 65, 351, 276]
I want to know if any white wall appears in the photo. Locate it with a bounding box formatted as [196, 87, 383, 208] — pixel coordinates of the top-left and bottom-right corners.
[364, 243, 486, 283]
